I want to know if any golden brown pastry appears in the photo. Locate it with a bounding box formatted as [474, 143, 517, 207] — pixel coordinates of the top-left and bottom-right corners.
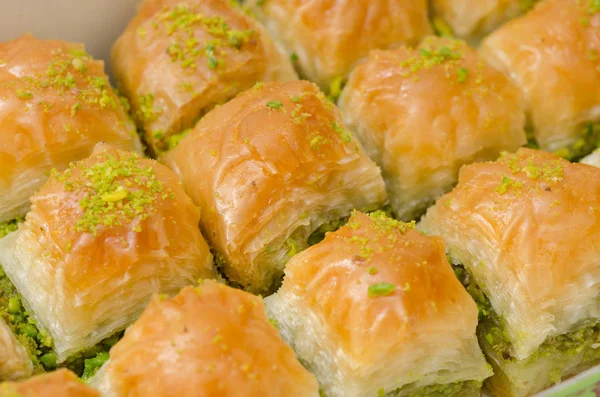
[419, 148, 600, 397]
[112, 0, 297, 153]
[0, 144, 216, 364]
[0, 34, 142, 224]
[247, 0, 432, 90]
[430, 0, 537, 43]
[338, 36, 526, 221]
[480, 0, 600, 157]
[162, 80, 387, 294]
[0, 369, 99, 397]
[265, 211, 492, 397]
[89, 281, 319, 397]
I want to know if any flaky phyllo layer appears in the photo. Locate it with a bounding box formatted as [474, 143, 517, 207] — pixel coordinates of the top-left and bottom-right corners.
[162, 80, 388, 294]
[0, 144, 215, 363]
[454, 263, 600, 397]
[420, 148, 600, 396]
[420, 149, 600, 361]
[266, 211, 491, 397]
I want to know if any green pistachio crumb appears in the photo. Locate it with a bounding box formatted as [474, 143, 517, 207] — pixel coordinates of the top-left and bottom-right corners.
[54, 151, 169, 235]
[495, 175, 523, 195]
[456, 67, 468, 83]
[266, 100, 283, 110]
[332, 121, 352, 143]
[368, 283, 395, 298]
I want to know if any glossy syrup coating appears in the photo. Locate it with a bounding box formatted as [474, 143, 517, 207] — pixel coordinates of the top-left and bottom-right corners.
[0, 34, 142, 223]
[247, 0, 432, 89]
[0, 369, 99, 397]
[112, 0, 297, 153]
[480, 0, 600, 152]
[0, 144, 215, 362]
[91, 282, 319, 397]
[339, 36, 526, 221]
[162, 80, 387, 294]
[266, 211, 491, 397]
[420, 148, 600, 360]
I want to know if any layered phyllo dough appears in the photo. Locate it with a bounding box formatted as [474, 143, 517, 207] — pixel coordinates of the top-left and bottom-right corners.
[582, 147, 600, 167]
[0, 144, 216, 365]
[338, 36, 526, 221]
[266, 211, 492, 397]
[247, 0, 432, 91]
[0, 369, 99, 397]
[480, 0, 600, 158]
[420, 148, 600, 397]
[112, 0, 297, 153]
[162, 80, 387, 294]
[0, 34, 142, 224]
[430, 0, 538, 43]
[89, 281, 319, 397]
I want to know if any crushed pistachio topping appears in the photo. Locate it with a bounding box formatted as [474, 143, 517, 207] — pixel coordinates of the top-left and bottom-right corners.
[588, 0, 600, 14]
[400, 40, 464, 78]
[153, 3, 255, 70]
[266, 100, 283, 110]
[4, 47, 119, 115]
[332, 121, 352, 143]
[366, 210, 416, 234]
[503, 152, 564, 182]
[456, 67, 468, 83]
[368, 282, 395, 297]
[52, 152, 172, 235]
[493, 152, 566, 196]
[495, 175, 523, 195]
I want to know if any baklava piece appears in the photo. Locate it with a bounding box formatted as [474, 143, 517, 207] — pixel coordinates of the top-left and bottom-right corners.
[162, 80, 387, 294]
[265, 210, 492, 397]
[339, 36, 526, 221]
[112, 0, 297, 153]
[420, 148, 600, 397]
[89, 281, 319, 397]
[0, 144, 216, 366]
[480, 0, 600, 158]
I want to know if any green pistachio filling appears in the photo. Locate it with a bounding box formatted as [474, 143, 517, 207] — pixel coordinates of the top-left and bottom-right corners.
[0, 265, 120, 377]
[0, 222, 118, 378]
[453, 262, 600, 394]
[0, 267, 53, 373]
[383, 380, 482, 397]
[326, 76, 345, 103]
[526, 122, 600, 161]
[0, 219, 21, 239]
